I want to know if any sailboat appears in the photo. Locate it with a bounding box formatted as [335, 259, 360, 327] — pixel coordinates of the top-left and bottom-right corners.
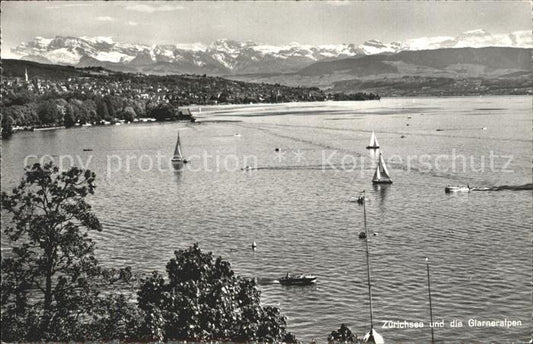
[366, 131, 380, 149]
[372, 153, 392, 184]
[360, 192, 384, 344]
[171, 132, 187, 169]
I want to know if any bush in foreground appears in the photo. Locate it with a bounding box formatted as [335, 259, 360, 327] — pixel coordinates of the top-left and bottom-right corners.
[137, 243, 296, 342]
[328, 323, 362, 343]
[0, 163, 139, 341]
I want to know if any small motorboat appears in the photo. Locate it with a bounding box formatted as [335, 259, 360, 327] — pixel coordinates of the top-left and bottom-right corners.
[278, 273, 317, 285]
[470, 186, 490, 191]
[350, 195, 366, 204]
[445, 185, 470, 193]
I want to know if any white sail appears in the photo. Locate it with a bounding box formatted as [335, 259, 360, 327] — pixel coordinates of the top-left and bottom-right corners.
[367, 131, 380, 148]
[372, 132, 379, 147]
[173, 133, 183, 160]
[363, 329, 384, 344]
[373, 162, 381, 181]
[369, 131, 376, 147]
[372, 153, 392, 183]
[379, 153, 391, 179]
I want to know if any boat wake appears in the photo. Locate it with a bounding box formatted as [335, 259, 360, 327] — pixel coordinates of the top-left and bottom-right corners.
[481, 183, 533, 191]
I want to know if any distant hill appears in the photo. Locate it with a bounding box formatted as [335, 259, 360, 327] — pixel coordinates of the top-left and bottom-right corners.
[0, 59, 328, 104]
[298, 47, 531, 76]
[229, 47, 533, 95]
[2, 59, 98, 80]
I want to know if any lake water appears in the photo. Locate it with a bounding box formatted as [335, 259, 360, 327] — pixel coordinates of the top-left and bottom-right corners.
[2, 96, 531, 343]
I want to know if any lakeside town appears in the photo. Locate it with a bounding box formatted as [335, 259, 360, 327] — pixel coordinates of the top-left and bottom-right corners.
[1, 60, 380, 138]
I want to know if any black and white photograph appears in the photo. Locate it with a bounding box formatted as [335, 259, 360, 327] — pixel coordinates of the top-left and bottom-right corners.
[1, 1, 531, 343]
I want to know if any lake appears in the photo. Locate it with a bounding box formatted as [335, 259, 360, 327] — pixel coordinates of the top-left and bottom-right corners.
[2, 96, 531, 343]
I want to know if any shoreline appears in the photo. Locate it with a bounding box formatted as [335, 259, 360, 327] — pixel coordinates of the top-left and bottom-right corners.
[3, 95, 530, 138]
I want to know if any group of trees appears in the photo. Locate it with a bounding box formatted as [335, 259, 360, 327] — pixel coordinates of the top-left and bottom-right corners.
[330, 92, 381, 101]
[1, 90, 190, 138]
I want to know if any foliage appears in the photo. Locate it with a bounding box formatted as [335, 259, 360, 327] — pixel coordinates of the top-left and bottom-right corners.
[69, 99, 98, 124]
[96, 96, 111, 120]
[37, 99, 60, 125]
[331, 92, 381, 101]
[149, 103, 178, 121]
[3, 103, 39, 127]
[328, 324, 362, 343]
[120, 106, 136, 122]
[3, 90, 35, 107]
[137, 243, 296, 342]
[0, 163, 139, 341]
[63, 105, 76, 128]
[1, 115, 14, 138]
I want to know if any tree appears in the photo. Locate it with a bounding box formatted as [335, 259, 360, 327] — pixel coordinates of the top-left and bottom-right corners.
[4, 90, 34, 107]
[3, 103, 39, 127]
[37, 100, 60, 125]
[1, 115, 14, 138]
[103, 95, 120, 119]
[328, 324, 362, 343]
[137, 244, 296, 342]
[1, 163, 139, 341]
[63, 105, 76, 128]
[149, 103, 177, 121]
[95, 97, 110, 121]
[120, 106, 136, 122]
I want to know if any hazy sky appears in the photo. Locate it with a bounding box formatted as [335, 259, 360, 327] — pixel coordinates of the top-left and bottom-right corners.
[1, 1, 531, 55]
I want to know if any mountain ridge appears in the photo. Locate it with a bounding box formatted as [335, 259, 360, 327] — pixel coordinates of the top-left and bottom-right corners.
[11, 30, 532, 75]
[228, 47, 532, 95]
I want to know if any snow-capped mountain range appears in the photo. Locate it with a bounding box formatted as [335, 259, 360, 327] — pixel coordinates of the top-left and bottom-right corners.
[11, 29, 532, 75]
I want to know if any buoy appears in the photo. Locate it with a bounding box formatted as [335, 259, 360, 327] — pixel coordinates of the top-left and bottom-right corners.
[275, 148, 280, 152]
[252, 241, 257, 250]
